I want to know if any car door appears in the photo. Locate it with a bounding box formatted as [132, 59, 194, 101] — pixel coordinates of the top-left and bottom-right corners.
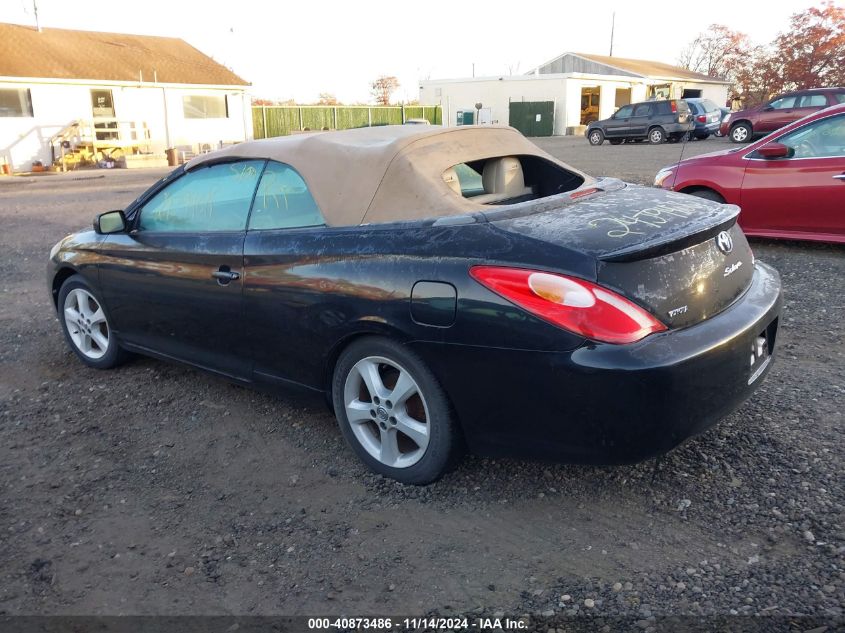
[242, 160, 332, 387]
[605, 105, 634, 138]
[627, 103, 652, 137]
[757, 95, 798, 133]
[98, 159, 265, 377]
[740, 113, 845, 238]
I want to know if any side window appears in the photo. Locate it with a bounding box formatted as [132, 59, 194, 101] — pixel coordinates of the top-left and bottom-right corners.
[633, 104, 651, 117]
[778, 114, 845, 158]
[769, 96, 797, 109]
[835, 94, 845, 105]
[249, 161, 325, 230]
[138, 160, 264, 232]
[615, 105, 634, 118]
[798, 94, 827, 107]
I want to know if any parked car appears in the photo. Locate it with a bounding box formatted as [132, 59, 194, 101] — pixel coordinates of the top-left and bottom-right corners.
[48, 125, 782, 484]
[720, 87, 845, 143]
[684, 98, 723, 139]
[587, 99, 693, 145]
[404, 118, 431, 125]
[656, 104, 845, 243]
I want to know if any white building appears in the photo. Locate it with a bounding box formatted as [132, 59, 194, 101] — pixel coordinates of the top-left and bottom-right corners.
[0, 22, 252, 172]
[420, 52, 731, 136]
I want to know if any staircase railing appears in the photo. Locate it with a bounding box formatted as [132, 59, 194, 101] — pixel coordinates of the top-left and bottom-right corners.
[50, 119, 153, 169]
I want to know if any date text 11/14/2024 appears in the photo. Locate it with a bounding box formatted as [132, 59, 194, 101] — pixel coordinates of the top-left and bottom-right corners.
[307, 617, 529, 630]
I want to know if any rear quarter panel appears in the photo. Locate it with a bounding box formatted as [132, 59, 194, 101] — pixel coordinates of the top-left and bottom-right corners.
[242, 222, 589, 391]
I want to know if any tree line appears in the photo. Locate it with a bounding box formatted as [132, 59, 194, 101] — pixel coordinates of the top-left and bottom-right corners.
[679, 1, 845, 105]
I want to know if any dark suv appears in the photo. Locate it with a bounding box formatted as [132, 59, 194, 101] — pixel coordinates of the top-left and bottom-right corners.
[586, 100, 693, 145]
[721, 87, 845, 143]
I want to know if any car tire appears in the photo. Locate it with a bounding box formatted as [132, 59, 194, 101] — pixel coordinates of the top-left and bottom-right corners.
[332, 337, 461, 485]
[696, 132, 710, 140]
[730, 122, 752, 143]
[57, 274, 127, 369]
[687, 188, 725, 203]
[587, 129, 604, 146]
[648, 127, 666, 144]
[609, 139, 623, 145]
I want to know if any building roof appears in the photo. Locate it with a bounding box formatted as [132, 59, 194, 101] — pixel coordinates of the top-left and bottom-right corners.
[0, 22, 248, 86]
[531, 52, 730, 84]
[188, 125, 586, 226]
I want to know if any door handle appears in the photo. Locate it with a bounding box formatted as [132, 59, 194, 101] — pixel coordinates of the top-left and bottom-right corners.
[212, 269, 240, 283]
[833, 174, 845, 181]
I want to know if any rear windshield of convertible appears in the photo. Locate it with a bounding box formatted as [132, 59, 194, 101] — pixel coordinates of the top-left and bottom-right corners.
[443, 155, 584, 205]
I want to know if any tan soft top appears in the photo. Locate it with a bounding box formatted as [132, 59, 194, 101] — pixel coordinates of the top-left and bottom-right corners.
[186, 125, 588, 226]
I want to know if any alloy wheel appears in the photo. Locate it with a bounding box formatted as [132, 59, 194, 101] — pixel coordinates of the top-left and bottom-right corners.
[732, 126, 749, 142]
[63, 288, 109, 360]
[343, 356, 430, 468]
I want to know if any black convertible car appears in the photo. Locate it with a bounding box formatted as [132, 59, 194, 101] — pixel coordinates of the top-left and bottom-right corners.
[48, 125, 782, 484]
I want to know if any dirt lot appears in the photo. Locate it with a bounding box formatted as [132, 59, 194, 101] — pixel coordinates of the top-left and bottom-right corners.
[533, 134, 735, 184]
[0, 139, 843, 626]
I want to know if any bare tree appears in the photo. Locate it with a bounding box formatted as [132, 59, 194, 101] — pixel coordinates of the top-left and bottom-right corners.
[317, 92, 339, 105]
[370, 76, 400, 106]
[678, 24, 751, 78]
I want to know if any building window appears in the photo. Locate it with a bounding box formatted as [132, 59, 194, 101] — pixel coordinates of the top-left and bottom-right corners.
[91, 89, 115, 117]
[182, 95, 228, 119]
[0, 89, 34, 117]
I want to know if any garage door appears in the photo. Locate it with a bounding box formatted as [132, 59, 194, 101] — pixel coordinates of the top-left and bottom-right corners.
[508, 101, 554, 136]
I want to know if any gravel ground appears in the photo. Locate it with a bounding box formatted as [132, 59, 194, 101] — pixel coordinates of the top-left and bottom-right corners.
[533, 134, 734, 185]
[0, 145, 843, 628]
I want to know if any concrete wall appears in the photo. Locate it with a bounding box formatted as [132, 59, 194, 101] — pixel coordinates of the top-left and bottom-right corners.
[420, 76, 570, 135]
[419, 75, 730, 136]
[688, 83, 730, 106]
[0, 79, 252, 172]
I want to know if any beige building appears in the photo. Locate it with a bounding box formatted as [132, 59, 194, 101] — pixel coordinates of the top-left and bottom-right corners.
[0, 23, 252, 172]
[419, 52, 731, 136]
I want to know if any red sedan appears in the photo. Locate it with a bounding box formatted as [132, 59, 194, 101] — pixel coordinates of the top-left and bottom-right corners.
[656, 104, 845, 243]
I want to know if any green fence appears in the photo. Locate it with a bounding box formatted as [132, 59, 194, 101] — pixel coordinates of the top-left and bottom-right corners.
[253, 105, 443, 139]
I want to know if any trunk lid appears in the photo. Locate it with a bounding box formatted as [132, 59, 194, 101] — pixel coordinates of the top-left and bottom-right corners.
[491, 185, 754, 329]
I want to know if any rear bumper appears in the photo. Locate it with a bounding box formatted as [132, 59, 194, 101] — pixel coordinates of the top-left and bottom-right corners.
[696, 121, 720, 134]
[412, 262, 783, 464]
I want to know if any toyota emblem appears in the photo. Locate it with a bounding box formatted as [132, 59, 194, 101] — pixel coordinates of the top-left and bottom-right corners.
[716, 231, 733, 254]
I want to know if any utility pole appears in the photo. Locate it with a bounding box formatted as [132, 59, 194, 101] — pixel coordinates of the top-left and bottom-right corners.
[609, 12, 615, 56]
[33, 1, 41, 32]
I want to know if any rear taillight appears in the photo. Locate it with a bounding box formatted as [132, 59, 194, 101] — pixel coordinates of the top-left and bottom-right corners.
[670, 101, 678, 113]
[470, 266, 667, 344]
[697, 114, 706, 123]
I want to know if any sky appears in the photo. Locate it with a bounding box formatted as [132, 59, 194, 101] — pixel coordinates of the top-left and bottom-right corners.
[0, 0, 834, 103]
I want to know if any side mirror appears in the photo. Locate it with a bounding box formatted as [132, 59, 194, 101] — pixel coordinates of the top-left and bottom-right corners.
[94, 210, 127, 234]
[763, 105, 774, 111]
[757, 142, 793, 159]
